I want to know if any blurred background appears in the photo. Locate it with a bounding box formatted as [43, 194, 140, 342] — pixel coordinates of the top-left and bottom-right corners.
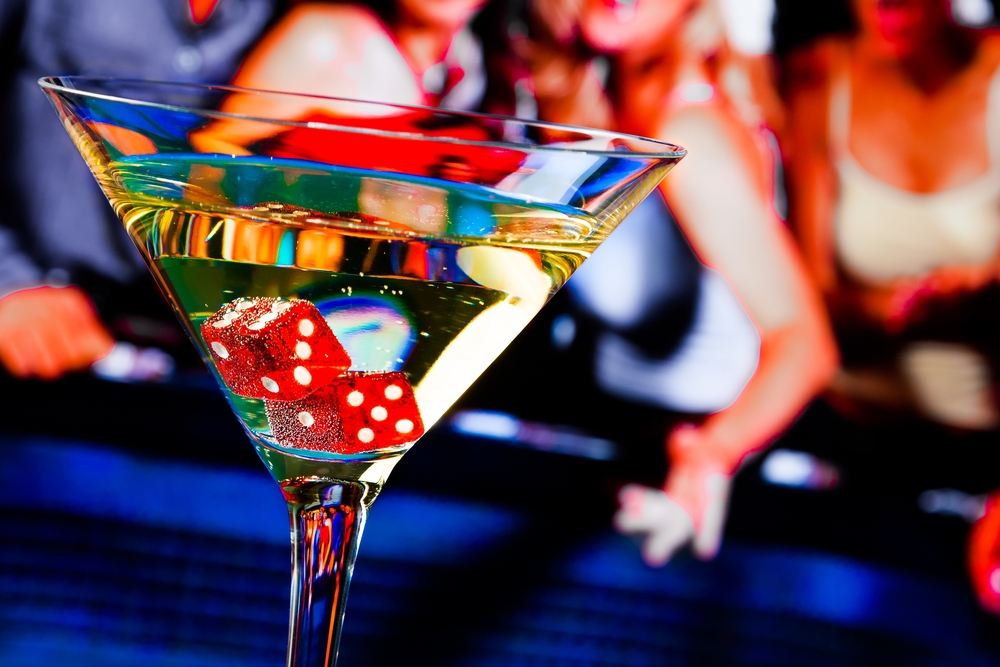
[4, 0, 1000, 664]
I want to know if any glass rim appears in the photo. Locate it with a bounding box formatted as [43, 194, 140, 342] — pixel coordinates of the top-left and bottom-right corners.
[38, 75, 686, 159]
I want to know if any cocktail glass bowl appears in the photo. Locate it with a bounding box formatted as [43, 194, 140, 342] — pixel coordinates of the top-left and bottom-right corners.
[39, 76, 684, 667]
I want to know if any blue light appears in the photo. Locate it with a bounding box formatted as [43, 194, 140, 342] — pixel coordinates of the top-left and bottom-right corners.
[316, 296, 416, 372]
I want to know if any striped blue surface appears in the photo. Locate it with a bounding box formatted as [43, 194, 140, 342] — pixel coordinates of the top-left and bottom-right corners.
[0, 435, 996, 666]
[0, 436, 526, 563]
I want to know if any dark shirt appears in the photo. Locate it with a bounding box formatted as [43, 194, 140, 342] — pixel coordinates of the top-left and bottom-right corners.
[0, 0, 279, 294]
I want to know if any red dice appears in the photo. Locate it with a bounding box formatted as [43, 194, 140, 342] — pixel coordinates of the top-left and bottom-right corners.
[265, 385, 346, 453]
[334, 372, 424, 451]
[201, 297, 351, 400]
[265, 372, 424, 454]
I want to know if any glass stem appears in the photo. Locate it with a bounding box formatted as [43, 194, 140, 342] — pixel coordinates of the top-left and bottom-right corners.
[283, 478, 373, 667]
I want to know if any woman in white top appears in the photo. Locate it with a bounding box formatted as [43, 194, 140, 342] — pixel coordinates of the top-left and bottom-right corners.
[785, 0, 1000, 430]
[528, 0, 837, 565]
[785, 0, 1000, 615]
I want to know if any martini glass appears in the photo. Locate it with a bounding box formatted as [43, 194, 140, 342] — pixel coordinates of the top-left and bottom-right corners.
[39, 76, 683, 667]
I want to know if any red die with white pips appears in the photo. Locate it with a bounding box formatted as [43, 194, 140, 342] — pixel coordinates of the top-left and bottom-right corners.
[265, 384, 346, 452]
[264, 371, 424, 454]
[200, 297, 351, 401]
[335, 372, 424, 451]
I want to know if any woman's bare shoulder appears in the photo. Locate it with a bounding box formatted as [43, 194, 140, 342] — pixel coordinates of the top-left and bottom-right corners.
[265, 3, 386, 46]
[661, 100, 738, 136]
[658, 102, 760, 172]
[282, 3, 382, 27]
[235, 2, 394, 88]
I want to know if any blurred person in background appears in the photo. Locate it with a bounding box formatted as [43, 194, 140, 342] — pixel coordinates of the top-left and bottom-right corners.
[525, 0, 838, 565]
[782, 0, 1000, 613]
[0, 0, 280, 380]
[189, 0, 527, 157]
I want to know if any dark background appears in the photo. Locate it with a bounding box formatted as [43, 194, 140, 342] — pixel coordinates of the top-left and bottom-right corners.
[3, 0, 1000, 665]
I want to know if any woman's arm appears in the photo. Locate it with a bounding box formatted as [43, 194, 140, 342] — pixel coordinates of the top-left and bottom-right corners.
[661, 105, 839, 474]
